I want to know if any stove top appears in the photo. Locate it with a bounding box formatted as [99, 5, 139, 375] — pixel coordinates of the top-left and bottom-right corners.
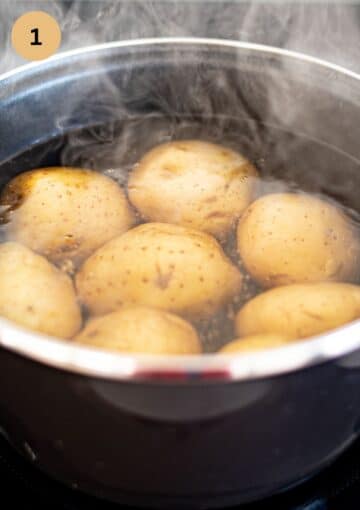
[1, 435, 360, 510]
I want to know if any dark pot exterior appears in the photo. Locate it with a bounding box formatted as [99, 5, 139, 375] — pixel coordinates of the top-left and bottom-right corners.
[1, 347, 360, 508]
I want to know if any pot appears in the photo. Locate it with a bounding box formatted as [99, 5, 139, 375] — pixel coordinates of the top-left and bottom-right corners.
[1, 38, 360, 509]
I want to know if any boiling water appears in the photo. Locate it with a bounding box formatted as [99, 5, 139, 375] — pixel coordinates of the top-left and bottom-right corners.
[1, 115, 360, 352]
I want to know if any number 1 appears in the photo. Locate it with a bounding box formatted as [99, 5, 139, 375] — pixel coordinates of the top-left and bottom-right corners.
[30, 28, 42, 46]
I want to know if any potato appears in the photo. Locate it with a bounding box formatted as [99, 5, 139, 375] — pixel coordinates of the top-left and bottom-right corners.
[236, 282, 360, 339]
[75, 305, 201, 355]
[0, 167, 135, 268]
[0, 242, 81, 338]
[128, 140, 258, 239]
[237, 193, 360, 287]
[219, 334, 293, 353]
[76, 222, 242, 318]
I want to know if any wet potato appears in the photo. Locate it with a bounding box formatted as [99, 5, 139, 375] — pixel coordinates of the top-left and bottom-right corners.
[219, 334, 293, 354]
[0, 242, 81, 338]
[0, 167, 135, 268]
[237, 193, 360, 287]
[75, 305, 202, 355]
[128, 140, 258, 239]
[76, 222, 242, 319]
[236, 282, 360, 340]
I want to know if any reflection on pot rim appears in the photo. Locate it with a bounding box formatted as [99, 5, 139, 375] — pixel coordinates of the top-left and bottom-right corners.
[0, 313, 359, 383]
[2, 37, 360, 83]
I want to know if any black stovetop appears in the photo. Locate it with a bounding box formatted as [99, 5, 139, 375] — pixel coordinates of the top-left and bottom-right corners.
[2, 434, 360, 510]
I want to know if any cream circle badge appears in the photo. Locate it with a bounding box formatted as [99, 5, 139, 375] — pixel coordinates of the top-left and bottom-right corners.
[11, 11, 62, 61]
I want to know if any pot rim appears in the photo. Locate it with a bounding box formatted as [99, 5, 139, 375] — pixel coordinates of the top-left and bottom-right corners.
[1, 37, 360, 383]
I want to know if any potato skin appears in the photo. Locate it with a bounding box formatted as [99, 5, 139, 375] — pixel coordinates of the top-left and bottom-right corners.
[1, 167, 135, 267]
[0, 242, 81, 338]
[236, 282, 360, 339]
[76, 222, 242, 319]
[75, 305, 201, 355]
[237, 193, 360, 287]
[128, 140, 258, 239]
[219, 334, 293, 353]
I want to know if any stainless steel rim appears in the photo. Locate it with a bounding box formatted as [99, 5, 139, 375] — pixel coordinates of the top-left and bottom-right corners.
[1, 37, 360, 383]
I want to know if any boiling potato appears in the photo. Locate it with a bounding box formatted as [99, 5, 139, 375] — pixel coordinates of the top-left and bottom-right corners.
[0, 242, 81, 338]
[219, 334, 293, 353]
[76, 222, 242, 319]
[1, 167, 135, 267]
[75, 305, 201, 355]
[236, 282, 360, 339]
[237, 193, 360, 287]
[128, 140, 258, 238]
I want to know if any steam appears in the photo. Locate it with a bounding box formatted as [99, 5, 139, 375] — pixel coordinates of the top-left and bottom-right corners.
[2, 2, 360, 73]
[2, 1, 360, 201]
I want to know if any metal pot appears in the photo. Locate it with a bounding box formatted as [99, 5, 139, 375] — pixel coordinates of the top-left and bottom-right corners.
[1, 38, 360, 509]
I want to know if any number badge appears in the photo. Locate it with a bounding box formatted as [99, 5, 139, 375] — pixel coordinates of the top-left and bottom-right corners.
[11, 11, 61, 61]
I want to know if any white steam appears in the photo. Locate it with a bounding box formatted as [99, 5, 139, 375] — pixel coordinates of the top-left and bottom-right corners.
[1, 2, 360, 73]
